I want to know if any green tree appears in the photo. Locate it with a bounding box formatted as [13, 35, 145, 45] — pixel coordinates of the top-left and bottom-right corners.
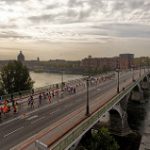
[0, 77, 4, 95]
[92, 127, 119, 150]
[1, 61, 34, 94]
[80, 127, 119, 150]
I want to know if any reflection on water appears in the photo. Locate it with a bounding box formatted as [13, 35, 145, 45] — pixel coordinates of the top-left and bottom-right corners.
[30, 71, 82, 88]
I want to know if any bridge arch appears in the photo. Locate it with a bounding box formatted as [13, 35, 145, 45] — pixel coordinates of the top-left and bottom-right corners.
[147, 74, 150, 78]
[132, 84, 141, 92]
[109, 108, 123, 134]
[143, 76, 148, 82]
[131, 83, 144, 102]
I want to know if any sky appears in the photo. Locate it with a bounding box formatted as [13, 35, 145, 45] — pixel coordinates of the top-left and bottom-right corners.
[0, 0, 150, 60]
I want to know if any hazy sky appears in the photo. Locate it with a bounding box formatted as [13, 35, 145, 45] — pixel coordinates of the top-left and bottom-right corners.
[0, 0, 150, 60]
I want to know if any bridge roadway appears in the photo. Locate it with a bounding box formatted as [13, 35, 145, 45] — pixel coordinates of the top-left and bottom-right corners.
[0, 70, 142, 150]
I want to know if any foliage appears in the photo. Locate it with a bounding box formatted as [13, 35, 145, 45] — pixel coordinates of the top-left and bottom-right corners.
[79, 127, 119, 150]
[0, 76, 4, 95]
[1, 61, 34, 94]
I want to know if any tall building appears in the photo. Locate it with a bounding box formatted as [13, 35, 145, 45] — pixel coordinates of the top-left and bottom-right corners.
[119, 54, 134, 69]
[17, 51, 25, 63]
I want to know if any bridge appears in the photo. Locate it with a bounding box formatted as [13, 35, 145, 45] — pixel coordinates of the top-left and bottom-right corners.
[0, 69, 149, 150]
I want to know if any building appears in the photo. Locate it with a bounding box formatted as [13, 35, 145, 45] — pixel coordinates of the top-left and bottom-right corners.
[80, 55, 118, 72]
[17, 51, 25, 63]
[119, 54, 134, 69]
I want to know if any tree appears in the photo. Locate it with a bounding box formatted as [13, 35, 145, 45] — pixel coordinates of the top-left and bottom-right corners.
[1, 61, 34, 94]
[80, 127, 119, 150]
[0, 77, 4, 95]
[92, 127, 119, 150]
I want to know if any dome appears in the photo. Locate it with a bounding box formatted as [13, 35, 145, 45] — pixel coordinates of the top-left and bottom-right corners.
[17, 51, 25, 63]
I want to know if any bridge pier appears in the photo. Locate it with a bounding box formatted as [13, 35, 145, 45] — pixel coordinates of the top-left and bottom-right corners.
[140, 76, 150, 90]
[131, 84, 144, 102]
[109, 95, 132, 136]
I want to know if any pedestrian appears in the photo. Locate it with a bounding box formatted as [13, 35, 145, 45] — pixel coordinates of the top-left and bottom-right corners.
[10, 97, 14, 107]
[48, 94, 51, 103]
[13, 101, 18, 113]
[30, 95, 34, 109]
[73, 87, 76, 94]
[52, 91, 55, 98]
[32, 89, 34, 95]
[38, 93, 42, 107]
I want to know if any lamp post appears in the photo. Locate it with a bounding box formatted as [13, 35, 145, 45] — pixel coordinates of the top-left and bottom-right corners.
[85, 56, 92, 116]
[139, 58, 142, 77]
[86, 77, 90, 116]
[61, 71, 64, 91]
[132, 66, 135, 82]
[147, 57, 150, 73]
[117, 69, 120, 93]
[116, 59, 120, 94]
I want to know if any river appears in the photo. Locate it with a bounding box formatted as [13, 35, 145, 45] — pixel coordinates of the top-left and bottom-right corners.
[30, 71, 83, 88]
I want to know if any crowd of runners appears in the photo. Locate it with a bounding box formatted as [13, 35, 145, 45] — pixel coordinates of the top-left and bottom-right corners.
[0, 73, 115, 119]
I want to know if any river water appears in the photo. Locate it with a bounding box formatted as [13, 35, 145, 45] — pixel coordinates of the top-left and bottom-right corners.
[30, 71, 82, 88]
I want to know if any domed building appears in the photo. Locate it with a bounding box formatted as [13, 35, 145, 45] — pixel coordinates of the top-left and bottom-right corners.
[17, 51, 25, 63]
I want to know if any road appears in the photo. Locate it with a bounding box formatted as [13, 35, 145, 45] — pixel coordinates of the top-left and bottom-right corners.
[0, 70, 142, 150]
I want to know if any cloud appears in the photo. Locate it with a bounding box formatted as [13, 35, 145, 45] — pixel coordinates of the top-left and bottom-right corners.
[92, 23, 150, 38]
[1, 0, 28, 4]
[0, 24, 17, 29]
[29, 14, 56, 23]
[0, 0, 150, 42]
[46, 3, 60, 10]
[0, 31, 31, 39]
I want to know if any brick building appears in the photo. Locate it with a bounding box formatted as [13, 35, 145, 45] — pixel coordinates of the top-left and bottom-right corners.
[80, 55, 118, 71]
[81, 54, 134, 72]
[119, 54, 134, 69]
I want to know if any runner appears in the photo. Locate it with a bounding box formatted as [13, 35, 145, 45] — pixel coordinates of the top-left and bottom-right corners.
[48, 93, 51, 103]
[13, 101, 18, 113]
[38, 93, 42, 107]
[30, 95, 34, 109]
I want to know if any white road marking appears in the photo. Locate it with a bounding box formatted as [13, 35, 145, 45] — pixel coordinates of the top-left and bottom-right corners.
[4, 127, 24, 138]
[31, 116, 46, 124]
[27, 115, 38, 121]
[49, 110, 58, 115]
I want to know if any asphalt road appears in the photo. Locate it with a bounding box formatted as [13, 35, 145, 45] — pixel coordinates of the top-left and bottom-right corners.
[0, 71, 140, 150]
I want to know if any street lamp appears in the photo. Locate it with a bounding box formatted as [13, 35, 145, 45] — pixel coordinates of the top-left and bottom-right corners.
[61, 71, 64, 91]
[116, 59, 120, 94]
[116, 69, 120, 93]
[132, 66, 135, 82]
[86, 77, 90, 116]
[139, 58, 142, 77]
[85, 56, 92, 116]
[147, 57, 150, 73]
